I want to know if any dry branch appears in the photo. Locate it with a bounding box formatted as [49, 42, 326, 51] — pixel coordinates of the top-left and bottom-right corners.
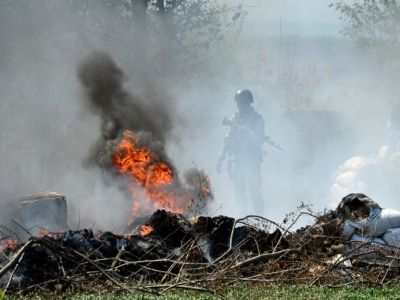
[1, 209, 400, 295]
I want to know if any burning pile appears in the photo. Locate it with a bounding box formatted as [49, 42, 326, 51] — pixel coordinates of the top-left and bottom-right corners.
[0, 209, 285, 294]
[2, 195, 400, 295]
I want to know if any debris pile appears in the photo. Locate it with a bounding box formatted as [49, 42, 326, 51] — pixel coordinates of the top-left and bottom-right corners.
[2, 194, 400, 296]
[0, 210, 285, 294]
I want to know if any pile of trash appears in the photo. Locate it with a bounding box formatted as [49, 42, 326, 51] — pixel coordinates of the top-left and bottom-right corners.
[338, 193, 400, 266]
[339, 193, 400, 246]
[0, 210, 284, 294]
[1, 193, 400, 295]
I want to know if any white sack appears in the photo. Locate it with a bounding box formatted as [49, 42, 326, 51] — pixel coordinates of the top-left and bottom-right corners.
[383, 228, 400, 248]
[342, 220, 356, 240]
[343, 207, 400, 237]
[351, 234, 386, 245]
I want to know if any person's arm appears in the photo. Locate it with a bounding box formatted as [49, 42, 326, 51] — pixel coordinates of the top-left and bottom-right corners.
[217, 128, 233, 173]
[248, 113, 265, 146]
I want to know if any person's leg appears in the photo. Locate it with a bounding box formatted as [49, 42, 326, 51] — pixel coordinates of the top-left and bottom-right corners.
[248, 163, 263, 214]
[231, 161, 247, 214]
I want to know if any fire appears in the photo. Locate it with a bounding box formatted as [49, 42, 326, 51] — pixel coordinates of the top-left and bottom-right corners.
[0, 238, 18, 252]
[113, 130, 185, 219]
[202, 186, 211, 197]
[140, 225, 153, 236]
[113, 131, 174, 186]
[6, 239, 17, 250]
[37, 227, 58, 238]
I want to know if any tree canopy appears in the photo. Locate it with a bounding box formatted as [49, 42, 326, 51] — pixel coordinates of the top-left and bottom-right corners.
[331, 0, 400, 52]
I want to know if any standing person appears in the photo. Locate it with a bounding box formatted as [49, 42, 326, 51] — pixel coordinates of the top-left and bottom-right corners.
[216, 89, 265, 213]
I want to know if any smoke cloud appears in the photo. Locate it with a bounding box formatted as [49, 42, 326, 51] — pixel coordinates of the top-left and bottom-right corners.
[78, 51, 174, 168]
[1, 0, 400, 234]
[77, 51, 211, 225]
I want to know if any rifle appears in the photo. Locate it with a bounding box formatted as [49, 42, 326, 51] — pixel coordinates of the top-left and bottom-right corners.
[222, 117, 283, 152]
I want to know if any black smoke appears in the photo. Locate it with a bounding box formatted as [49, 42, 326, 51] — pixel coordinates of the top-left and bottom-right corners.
[77, 51, 212, 217]
[78, 51, 175, 169]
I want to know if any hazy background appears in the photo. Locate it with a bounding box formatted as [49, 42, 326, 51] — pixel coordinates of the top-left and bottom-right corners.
[0, 0, 397, 230]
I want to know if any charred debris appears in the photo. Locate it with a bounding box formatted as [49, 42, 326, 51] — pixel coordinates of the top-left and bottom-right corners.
[2, 193, 400, 295]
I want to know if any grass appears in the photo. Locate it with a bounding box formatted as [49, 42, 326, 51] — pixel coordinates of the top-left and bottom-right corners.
[5, 284, 400, 300]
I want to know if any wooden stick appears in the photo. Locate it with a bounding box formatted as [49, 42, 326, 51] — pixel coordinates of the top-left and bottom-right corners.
[232, 248, 297, 269]
[3, 252, 25, 294]
[0, 239, 34, 278]
[70, 248, 158, 295]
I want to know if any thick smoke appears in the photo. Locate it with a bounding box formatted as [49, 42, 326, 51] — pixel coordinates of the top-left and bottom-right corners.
[77, 51, 211, 223]
[0, 0, 217, 233]
[78, 51, 174, 168]
[2, 0, 400, 234]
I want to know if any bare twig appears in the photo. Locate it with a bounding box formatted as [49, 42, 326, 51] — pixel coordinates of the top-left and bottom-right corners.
[0, 239, 34, 278]
[70, 249, 158, 295]
[3, 252, 25, 294]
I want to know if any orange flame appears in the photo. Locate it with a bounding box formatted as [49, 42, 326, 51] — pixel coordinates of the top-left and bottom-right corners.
[37, 227, 56, 238]
[0, 238, 18, 252]
[113, 131, 174, 187]
[140, 225, 153, 236]
[113, 130, 173, 187]
[202, 186, 211, 197]
[5, 239, 17, 250]
[113, 130, 185, 221]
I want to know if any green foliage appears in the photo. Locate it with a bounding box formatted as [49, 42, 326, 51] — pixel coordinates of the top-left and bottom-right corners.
[332, 0, 400, 51]
[15, 284, 400, 300]
[331, 0, 400, 107]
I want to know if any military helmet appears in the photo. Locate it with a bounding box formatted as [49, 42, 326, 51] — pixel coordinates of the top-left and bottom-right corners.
[234, 89, 254, 104]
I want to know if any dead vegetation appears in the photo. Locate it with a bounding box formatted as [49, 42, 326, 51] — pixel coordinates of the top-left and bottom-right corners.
[1, 206, 400, 297]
